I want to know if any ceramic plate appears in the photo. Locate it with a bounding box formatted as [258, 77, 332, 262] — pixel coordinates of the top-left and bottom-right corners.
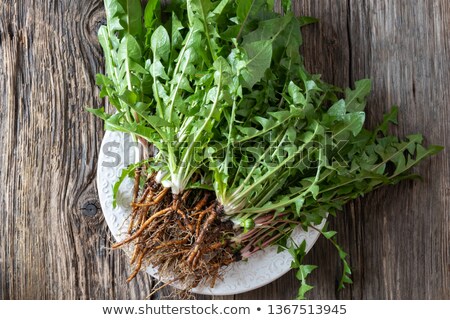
[97, 131, 325, 295]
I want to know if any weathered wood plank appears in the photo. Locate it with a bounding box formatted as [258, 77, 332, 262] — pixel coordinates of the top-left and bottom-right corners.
[345, 0, 450, 299]
[0, 0, 448, 300]
[0, 0, 154, 299]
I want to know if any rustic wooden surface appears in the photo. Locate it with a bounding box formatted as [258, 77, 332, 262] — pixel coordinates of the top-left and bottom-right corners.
[0, 0, 448, 300]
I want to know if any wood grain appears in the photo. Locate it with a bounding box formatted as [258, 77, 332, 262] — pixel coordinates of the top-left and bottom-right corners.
[0, 0, 448, 300]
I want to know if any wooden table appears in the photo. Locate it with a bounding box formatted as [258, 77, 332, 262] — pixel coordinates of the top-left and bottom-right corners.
[1, 0, 448, 300]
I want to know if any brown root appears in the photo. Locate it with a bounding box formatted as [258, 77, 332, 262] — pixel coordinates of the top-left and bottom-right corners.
[112, 207, 172, 248]
[112, 172, 237, 295]
[187, 209, 217, 266]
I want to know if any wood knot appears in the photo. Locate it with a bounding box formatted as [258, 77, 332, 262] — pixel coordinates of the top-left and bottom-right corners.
[81, 200, 101, 217]
[93, 17, 107, 34]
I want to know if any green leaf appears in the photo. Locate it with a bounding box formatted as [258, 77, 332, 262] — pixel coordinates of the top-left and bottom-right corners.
[85, 107, 111, 121]
[118, 34, 142, 63]
[129, 105, 173, 128]
[322, 231, 337, 240]
[288, 82, 306, 105]
[171, 12, 184, 49]
[151, 26, 170, 61]
[104, 0, 125, 23]
[237, 0, 265, 24]
[97, 26, 116, 80]
[333, 112, 366, 139]
[241, 40, 272, 88]
[112, 161, 143, 208]
[392, 143, 444, 178]
[104, 113, 128, 132]
[187, 0, 216, 59]
[119, 89, 138, 105]
[298, 283, 314, 300]
[298, 16, 319, 27]
[124, 0, 143, 36]
[294, 197, 304, 215]
[146, 115, 173, 128]
[212, 0, 230, 15]
[281, 0, 292, 13]
[149, 60, 169, 80]
[144, 0, 160, 29]
[327, 99, 346, 119]
[377, 106, 398, 135]
[345, 79, 372, 112]
[243, 14, 293, 44]
[298, 265, 318, 278]
[309, 185, 319, 199]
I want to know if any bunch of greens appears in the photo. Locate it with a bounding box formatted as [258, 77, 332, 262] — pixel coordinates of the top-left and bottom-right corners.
[89, 0, 442, 299]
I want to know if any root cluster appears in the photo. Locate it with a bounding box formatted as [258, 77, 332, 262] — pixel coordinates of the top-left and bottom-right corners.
[112, 169, 237, 291]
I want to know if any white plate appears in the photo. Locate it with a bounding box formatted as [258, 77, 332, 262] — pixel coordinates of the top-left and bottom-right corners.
[97, 131, 325, 295]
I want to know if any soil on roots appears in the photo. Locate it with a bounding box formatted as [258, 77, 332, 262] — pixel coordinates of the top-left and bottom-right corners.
[112, 170, 238, 293]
